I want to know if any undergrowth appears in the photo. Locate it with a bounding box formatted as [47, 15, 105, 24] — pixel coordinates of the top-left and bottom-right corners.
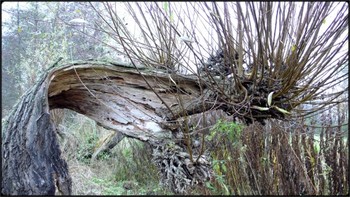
[55, 109, 348, 195]
[195, 117, 348, 195]
[56, 111, 173, 195]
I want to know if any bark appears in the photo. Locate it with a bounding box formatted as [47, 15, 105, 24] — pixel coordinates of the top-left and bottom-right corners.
[1, 60, 210, 195]
[2, 69, 71, 195]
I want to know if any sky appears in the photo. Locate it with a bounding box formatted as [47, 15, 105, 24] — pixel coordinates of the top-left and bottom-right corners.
[1, 1, 27, 20]
[2, 2, 28, 35]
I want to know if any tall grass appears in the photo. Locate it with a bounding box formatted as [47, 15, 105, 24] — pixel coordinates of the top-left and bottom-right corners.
[195, 115, 348, 195]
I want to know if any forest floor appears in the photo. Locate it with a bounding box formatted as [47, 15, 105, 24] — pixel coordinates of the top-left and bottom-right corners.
[64, 150, 170, 195]
[56, 112, 173, 195]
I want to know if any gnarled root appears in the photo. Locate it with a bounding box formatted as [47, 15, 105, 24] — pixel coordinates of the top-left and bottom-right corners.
[152, 143, 212, 194]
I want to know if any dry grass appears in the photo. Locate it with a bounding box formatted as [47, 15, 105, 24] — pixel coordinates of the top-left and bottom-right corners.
[66, 159, 104, 195]
[195, 115, 348, 195]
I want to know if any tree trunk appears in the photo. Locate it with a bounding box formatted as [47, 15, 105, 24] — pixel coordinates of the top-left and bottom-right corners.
[2, 69, 71, 195]
[1, 60, 212, 195]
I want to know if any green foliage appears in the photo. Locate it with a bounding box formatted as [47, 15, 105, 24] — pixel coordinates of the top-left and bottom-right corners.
[90, 178, 124, 195]
[76, 129, 99, 164]
[112, 139, 159, 184]
[106, 138, 174, 195]
[205, 160, 230, 195]
[97, 150, 112, 160]
[202, 120, 244, 194]
[58, 112, 100, 164]
[205, 173, 230, 195]
[206, 119, 243, 146]
[54, 111, 171, 195]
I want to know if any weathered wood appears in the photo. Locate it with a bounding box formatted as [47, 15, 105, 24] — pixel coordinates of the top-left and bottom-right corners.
[1, 60, 208, 195]
[47, 62, 203, 142]
[2, 59, 289, 195]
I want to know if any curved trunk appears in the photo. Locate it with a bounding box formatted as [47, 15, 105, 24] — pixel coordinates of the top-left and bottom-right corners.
[2, 59, 290, 194]
[1, 60, 209, 195]
[2, 69, 71, 195]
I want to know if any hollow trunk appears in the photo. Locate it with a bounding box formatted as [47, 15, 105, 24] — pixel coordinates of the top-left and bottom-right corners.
[1, 60, 213, 195]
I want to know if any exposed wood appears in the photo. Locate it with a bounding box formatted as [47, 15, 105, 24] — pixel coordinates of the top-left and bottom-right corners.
[47, 61, 203, 142]
[1, 59, 293, 195]
[1, 60, 210, 195]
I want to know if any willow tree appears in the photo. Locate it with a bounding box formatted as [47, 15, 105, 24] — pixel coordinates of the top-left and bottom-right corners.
[89, 1, 348, 192]
[2, 2, 348, 195]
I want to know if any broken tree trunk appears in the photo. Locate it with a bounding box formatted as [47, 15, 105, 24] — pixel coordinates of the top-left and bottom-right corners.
[1, 60, 214, 195]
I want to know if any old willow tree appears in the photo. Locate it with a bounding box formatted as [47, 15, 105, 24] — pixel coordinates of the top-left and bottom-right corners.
[2, 2, 348, 195]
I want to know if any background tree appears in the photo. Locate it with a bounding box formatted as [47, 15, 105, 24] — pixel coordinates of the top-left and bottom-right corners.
[2, 2, 110, 115]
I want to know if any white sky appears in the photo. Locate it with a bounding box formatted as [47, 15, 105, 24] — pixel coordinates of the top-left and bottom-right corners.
[1, 1, 27, 20]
